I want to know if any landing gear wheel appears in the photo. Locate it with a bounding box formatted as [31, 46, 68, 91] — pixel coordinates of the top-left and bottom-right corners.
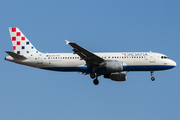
[150, 71, 155, 81]
[90, 73, 95, 79]
[93, 79, 99, 85]
[151, 77, 155, 81]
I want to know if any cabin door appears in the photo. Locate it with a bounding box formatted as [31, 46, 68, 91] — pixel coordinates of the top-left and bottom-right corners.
[150, 52, 155, 63]
[37, 54, 44, 65]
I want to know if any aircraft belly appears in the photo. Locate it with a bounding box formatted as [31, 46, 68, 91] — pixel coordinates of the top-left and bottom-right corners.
[123, 65, 175, 71]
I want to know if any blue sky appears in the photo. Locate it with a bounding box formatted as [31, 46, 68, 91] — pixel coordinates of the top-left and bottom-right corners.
[0, 0, 179, 120]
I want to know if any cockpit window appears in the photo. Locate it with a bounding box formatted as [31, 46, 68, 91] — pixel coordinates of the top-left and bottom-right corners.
[161, 56, 169, 59]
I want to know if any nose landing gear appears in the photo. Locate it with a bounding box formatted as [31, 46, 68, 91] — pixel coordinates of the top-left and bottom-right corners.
[151, 71, 155, 81]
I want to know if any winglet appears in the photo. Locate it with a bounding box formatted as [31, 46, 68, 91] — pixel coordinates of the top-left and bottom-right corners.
[65, 40, 70, 45]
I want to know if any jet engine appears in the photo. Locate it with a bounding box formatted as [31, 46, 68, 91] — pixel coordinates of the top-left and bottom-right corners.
[104, 72, 127, 81]
[99, 61, 123, 72]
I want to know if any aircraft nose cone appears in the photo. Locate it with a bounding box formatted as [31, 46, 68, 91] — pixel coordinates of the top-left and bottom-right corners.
[170, 60, 176, 68]
[172, 60, 177, 67]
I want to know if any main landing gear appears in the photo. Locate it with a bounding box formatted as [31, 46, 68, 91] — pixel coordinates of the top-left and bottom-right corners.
[151, 71, 155, 81]
[90, 72, 95, 79]
[93, 79, 99, 85]
[90, 73, 99, 85]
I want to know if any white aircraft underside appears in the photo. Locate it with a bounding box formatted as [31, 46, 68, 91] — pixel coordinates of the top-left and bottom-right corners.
[5, 27, 176, 85]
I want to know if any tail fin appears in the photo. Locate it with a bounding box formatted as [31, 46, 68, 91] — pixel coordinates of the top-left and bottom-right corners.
[9, 27, 41, 56]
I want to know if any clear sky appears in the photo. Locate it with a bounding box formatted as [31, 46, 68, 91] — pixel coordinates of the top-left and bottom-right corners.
[0, 0, 179, 120]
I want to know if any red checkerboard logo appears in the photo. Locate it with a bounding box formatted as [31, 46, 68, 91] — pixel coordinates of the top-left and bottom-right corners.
[17, 41, 20, 45]
[21, 37, 25, 40]
[13, 46, 16, 50]
[12, 28, 16, 32]
[17, 32, 21, 36]
[12, 37, 16, 41]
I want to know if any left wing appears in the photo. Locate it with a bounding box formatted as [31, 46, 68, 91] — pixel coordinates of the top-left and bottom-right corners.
[65, 40, 104, 66]
[5, 51, 27, 60]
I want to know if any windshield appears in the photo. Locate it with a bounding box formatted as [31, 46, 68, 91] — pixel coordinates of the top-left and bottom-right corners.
[161, 56, 169, 59]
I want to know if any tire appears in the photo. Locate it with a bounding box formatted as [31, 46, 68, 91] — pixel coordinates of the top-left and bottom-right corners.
[90, 73, 95, 79]
[93, 79, 99, 85]
[151, 77, 155, 81]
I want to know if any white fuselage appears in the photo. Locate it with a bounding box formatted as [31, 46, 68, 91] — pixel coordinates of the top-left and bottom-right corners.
[5, 52, 176, 73]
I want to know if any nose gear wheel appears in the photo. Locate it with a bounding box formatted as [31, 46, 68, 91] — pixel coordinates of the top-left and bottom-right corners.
[151, 71, 155, 81]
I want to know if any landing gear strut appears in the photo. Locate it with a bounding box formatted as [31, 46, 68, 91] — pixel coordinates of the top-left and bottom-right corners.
[151, 71, 155, 81]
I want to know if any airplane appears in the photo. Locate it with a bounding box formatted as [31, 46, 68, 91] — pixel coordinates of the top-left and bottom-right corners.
[5, 27, 177, 85]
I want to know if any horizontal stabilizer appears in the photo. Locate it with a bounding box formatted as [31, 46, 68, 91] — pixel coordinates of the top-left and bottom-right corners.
[5, 51, 27, 60]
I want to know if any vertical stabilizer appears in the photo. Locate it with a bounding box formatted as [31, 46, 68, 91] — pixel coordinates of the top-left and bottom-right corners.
[9, 27, 41, 56]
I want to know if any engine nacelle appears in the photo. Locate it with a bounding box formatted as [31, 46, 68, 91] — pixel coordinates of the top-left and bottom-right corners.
[100, 61, 123, 72]
[104, 72, 127, 81]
